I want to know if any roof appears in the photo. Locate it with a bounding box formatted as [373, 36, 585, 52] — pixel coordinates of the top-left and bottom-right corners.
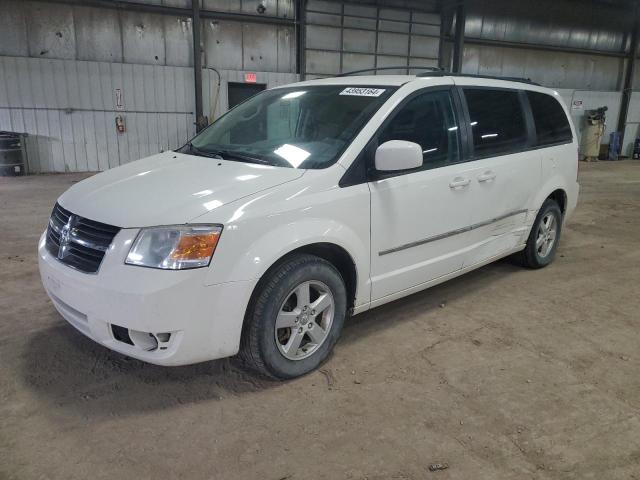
[276, 74, 554, 93]
[285, 75, 416, 87]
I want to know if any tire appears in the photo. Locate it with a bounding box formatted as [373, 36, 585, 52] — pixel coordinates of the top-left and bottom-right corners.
[240, 253, 347, 379]
[519, 198, 563, 268]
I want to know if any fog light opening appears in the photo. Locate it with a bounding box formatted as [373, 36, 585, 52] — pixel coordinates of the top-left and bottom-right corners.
[153, 332, 172, 350]
[128, 329, 158, 351]
[111, 324, 134, 345]
[155, 332, 171, 343]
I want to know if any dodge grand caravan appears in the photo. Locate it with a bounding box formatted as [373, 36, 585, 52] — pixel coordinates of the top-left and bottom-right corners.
[38, 73, 579, 379]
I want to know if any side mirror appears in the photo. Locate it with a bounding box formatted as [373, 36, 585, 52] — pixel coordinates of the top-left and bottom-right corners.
[375, 140, 423, 172]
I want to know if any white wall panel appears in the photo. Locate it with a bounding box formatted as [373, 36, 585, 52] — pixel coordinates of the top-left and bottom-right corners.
[554, 88, 627, 154]
[0, 55, 297, 173]
[0, 56, 197, 173]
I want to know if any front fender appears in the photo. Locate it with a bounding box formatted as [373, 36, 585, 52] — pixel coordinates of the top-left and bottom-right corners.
[207, 217, 370, 307]
[199, 175, 372, 309]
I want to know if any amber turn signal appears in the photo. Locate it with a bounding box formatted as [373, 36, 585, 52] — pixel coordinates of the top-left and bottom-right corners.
[170, 231, 221, 261]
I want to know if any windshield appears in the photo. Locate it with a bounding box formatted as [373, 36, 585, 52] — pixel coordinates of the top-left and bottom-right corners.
[182, 85, 396, 169]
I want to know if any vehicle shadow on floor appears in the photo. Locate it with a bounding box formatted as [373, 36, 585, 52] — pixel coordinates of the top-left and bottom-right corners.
[20, 259, 523, 418]
[341, 258, 522, 344]
[21, 323, 277, 417]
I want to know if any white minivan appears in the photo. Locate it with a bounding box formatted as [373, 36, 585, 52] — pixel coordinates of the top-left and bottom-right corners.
[39, 72, 579, 379]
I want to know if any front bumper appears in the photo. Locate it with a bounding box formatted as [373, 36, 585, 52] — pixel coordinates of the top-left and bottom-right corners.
[38, 230, 254, 366]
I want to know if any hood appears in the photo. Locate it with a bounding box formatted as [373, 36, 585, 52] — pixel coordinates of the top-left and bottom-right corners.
[58, 152, 305, 227]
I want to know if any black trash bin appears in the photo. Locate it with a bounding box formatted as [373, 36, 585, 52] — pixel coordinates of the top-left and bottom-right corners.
[0, 131, 26, 176]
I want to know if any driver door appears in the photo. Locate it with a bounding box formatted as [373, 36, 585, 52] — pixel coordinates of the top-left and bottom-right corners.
[369, 87, 478, 303]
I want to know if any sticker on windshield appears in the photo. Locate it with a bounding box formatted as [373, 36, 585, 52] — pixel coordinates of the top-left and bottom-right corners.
[339, 87, 386, 97]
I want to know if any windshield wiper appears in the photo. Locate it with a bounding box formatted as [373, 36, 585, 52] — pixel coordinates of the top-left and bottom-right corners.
[183, 142, 224, 159]
[183, 143, 279, 166]
[207, 148, 272, 165]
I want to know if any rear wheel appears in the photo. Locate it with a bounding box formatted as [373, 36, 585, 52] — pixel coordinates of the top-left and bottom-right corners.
[519, 198, 563, 268]
[240, 254, 347, 379]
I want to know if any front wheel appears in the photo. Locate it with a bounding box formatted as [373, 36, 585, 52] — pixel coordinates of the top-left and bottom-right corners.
[519, 198, 563, 268]
[240, 254, 347, 379]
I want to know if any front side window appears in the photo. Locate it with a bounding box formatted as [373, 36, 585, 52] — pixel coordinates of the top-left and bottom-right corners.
[184, 85, 396, 169]
[526, 91, 573, 146]
[378, 90, 461, 170]
[464, 88, 527, 157]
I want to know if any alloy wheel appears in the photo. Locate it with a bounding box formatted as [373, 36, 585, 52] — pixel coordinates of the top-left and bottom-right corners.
[536, 213, 558, 258]
[274, 280, 335, 361]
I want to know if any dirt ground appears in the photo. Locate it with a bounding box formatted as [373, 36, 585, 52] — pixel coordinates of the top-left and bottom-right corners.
[1, 161, 639, 480]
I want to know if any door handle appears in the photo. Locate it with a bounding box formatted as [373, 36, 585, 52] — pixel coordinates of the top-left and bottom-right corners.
[449, 177, 470, 189]
[477, 171, 497, 183]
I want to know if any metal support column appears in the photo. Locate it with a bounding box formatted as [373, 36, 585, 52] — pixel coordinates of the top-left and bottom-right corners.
[438, 8, 454, 70]
[192, 0, 205, 132]
[295, 0, 306, 80]
[452, 2, 466, 74]
[617, 7, 639, 153]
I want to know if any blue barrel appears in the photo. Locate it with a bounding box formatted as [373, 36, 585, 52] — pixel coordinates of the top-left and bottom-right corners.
[633, 138, 640, 159]
[608, 131, 621, 160]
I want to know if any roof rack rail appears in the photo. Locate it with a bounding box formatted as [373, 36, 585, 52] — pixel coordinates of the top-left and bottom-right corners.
[336, 66, 444, 77]
[332, 67, 540, 86]
[416, 71, 540, 85]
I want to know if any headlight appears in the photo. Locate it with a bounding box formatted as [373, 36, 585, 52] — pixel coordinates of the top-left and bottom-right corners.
[125, 225, 222, 270]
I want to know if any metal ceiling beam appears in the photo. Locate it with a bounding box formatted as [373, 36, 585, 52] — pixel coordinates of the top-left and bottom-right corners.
[38, 0, 296, 26]
[451, 1, 465, 73]
[192, 0, 204, 133]
[447, 36, 629, 59]
[616, 4, 639, 152]
[295, 0, 306, 79]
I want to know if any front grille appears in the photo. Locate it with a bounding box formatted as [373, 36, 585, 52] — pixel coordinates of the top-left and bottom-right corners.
[45, 203, 120, 273]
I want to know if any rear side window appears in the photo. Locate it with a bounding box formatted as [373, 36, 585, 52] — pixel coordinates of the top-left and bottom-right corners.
[463, 88, 528, 157]
[526, 91, 573, 146]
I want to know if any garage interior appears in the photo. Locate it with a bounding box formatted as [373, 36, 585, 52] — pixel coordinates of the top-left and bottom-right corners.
[1, 0, 640, 478]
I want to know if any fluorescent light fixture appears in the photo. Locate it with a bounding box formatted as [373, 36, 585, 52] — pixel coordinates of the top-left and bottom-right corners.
[470, 121, 478, 126]
[482, 133, 498, 139]
[274, 144, 310, 168]
[423, 148, 438, 154]
[448, 126, 458, 131]
[282, 91, 306, 100]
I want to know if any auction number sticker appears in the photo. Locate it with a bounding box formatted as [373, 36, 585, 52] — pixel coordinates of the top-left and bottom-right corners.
[339, 87, 386, 97]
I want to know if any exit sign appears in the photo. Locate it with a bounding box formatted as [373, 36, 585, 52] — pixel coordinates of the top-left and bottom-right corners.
[244, 72, 257, 83]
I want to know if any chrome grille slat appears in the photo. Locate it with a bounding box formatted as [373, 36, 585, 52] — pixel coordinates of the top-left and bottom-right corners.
[75, 227, 116, 241]
[45, 203, 120, 274]
[77, 218, 120, 234]
[48, 218, 62, 234]
[69, 232, 109, 252]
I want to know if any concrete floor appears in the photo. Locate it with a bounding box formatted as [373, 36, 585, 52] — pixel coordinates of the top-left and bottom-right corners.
[1, 161, 639, 480]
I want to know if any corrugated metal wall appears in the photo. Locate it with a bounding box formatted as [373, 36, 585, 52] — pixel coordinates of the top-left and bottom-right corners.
[3, 0, 640, 168]
[462, 45, 624, 91]
[555, 88, 623, 150]
[461, 0, 629, 90]
[457, 0, 640, 154]
[0, 0, 297, 173]
[0, 56, 197, 173]
[304, 0, 441, 77]
[0, 58, 298, 173]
